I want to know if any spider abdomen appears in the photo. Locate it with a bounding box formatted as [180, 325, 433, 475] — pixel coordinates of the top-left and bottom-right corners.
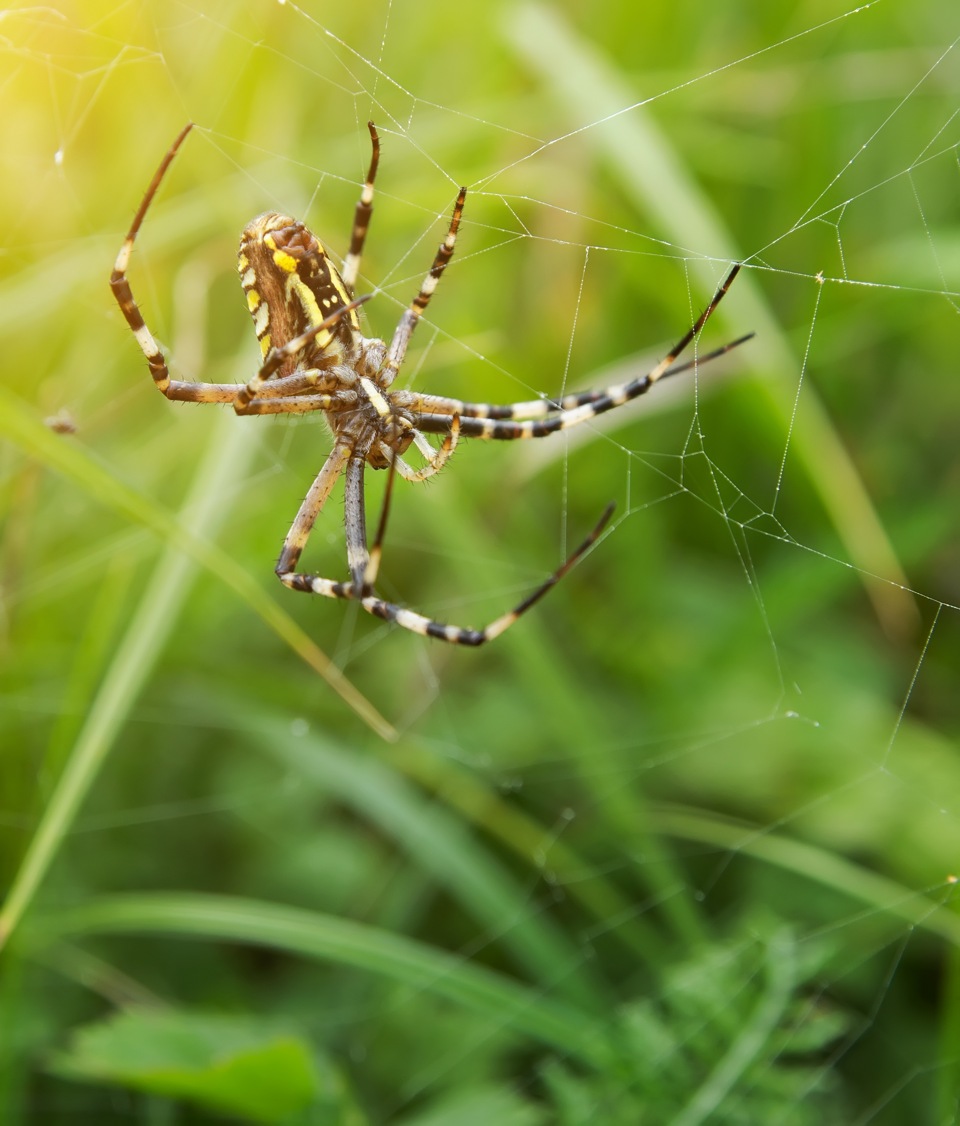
[238, 212, 361, 376]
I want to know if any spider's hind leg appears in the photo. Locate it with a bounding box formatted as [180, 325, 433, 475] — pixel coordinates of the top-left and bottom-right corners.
[358, 503, 615, 645]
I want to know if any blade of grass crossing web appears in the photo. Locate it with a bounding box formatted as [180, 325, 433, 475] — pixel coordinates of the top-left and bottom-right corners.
[387, 739, 672, 965]
[415, 481, 709, 950]
[938, 945, 960, 1121]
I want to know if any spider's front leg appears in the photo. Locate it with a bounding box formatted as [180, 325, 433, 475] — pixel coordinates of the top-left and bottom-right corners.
[395, 264, 751, 441]
[111, 124, 241, 406]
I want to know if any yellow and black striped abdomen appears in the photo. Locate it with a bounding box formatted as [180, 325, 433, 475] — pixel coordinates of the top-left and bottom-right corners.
[238, 212, 360, 375]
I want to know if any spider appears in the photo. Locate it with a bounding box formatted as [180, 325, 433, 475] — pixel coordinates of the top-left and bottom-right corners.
[111, 122, 751, 646]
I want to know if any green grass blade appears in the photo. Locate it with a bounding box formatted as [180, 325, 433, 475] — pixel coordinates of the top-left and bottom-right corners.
[0, 395, 392, 951]
[0, 410, 249, 948]
[0, 386, 394, 740]
[241, 711, 610, 1011]
[386, 740, 670, 965]
[32, 893, 610, 1066]
[655, 806, 960, 946]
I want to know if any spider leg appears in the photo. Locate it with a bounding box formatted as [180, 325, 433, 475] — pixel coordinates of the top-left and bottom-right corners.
[247, 370, 341, 398]
[364, 415, 461, 590]
[377, 415, 461, 483]
[283, 477, 614, 646]
[362, 443, 400, 591]
[110, 124, 236, 403]
[396, 335, 751, 425]
[380, 186, 467, 388]
[358, 372, 460, 482]
[401, 265, 750, 438]
[344, 449, 371, 588]
[275, 436, 382, 600]
[342, 414, 460, 594]
[234, 296, 371, 413]
[239, 391, 359, 415]
[357, 502, 614, 645]
[277, 408, 611, 644]
[275, 441, 352, 583]
[112, 123, 374, 413]
[340, 122, 380, 294]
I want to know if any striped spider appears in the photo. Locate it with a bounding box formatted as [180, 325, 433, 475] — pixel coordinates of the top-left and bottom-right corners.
[111, 123, 750, 645]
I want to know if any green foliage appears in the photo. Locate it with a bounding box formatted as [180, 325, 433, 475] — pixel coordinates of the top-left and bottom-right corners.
[2, 0, 959, 1123]
[49, 1009, 330, 1125]
[38, 923, 849, 1123]
[536, 929, 851, 1126]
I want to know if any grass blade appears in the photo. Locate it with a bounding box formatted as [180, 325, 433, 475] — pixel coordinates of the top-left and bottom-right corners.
[0, 395, 392, 950]
[32, 892, 610, 1066]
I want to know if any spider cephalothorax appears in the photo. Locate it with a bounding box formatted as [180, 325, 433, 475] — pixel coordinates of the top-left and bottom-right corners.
[111, 121, 750, 645]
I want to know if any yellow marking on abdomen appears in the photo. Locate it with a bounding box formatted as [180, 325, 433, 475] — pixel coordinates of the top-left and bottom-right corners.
[263, 233, 298, 274]
[287, 275, 333, 350]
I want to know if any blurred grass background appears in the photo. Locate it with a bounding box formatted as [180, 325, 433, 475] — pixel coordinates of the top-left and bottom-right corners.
[1, 0, 959, 1122]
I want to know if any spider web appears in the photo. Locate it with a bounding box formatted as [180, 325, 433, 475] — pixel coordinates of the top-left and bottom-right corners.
[2, 0, 960, 1122]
